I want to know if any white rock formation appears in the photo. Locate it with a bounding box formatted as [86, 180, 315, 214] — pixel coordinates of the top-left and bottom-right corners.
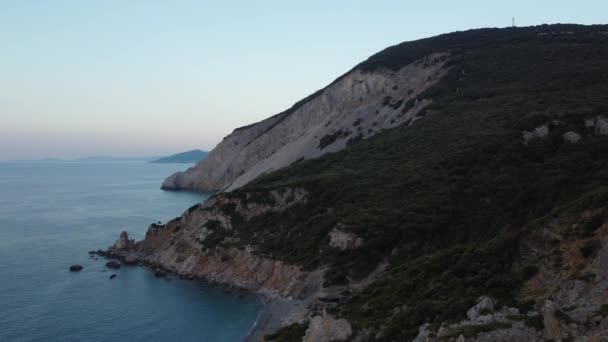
[466, 296, 497, 320]
[162, 53, 450, 192]
[413, 299, 541, 342]
[329, 226, 363, 250]
[584, 116, 608, 135]
[593, 116, 608, 135]
[522, 124, 549, 144]
[303, 311, 352, 342]
[563, 131, 581, 143]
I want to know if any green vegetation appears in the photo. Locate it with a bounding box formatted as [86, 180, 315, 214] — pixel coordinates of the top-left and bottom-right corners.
[554, 310, 577, 324]
[263, 322, 308, 341]
[506, 314, 544, 330]
[318, 130, 343, 149]
[440, 322, 512, 340]
[203, 25, 608, 340]
[357, 24, 608, 72]
[342, 237, 523, 338]
[198, 220, 229, 249]
[524, 315, 545, 330]
[599, 304, 608, 318]
[580, 240, 602, 258]
[584, 212, 606, 233]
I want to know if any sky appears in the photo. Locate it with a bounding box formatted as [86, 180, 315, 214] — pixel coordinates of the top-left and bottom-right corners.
[0, 0, 605, 160]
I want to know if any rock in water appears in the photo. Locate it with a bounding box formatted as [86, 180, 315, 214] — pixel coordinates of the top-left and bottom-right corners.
[109, 274, 117, 279]
[69, 264, 83, 272]
[124, 253, 138, 265]
[154, 268, 167, 278]
[105, 261, 121, 269]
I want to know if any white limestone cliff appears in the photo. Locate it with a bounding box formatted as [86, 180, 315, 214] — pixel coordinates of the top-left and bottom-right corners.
[162, 52, 450, 192]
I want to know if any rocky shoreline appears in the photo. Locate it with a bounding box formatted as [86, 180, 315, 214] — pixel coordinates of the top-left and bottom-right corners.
[245, 297, 307, 342]
[94, 231, 307, 341]
[94, 222, 608, 341]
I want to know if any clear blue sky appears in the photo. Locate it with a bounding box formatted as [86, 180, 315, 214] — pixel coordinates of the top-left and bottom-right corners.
[0, 0, 605, 160]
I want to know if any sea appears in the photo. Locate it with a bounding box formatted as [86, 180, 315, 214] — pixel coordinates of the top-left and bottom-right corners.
[0, 161, 261, 342]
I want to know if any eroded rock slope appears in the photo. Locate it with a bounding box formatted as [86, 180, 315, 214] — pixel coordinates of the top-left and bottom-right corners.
[162, 53, 449, 192]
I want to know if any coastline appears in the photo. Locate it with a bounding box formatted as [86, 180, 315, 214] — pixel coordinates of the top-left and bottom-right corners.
[97, 250, 306, 341]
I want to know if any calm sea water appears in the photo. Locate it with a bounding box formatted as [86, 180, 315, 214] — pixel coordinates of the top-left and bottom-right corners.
[0, 161, 261, 342]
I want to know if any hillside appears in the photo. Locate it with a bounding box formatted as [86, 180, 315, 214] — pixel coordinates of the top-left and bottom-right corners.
[150, 150, 208, 164]
[107, 24, 608, 341]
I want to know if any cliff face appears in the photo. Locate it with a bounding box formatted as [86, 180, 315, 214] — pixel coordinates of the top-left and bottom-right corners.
[162, 52, 449, 192]
[109, 188, 321, 298]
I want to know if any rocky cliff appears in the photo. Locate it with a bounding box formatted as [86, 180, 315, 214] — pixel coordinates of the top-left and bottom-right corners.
[162, 52, 449, 192]
[106, 24, 608, 341]
[106, 188, 319, 297]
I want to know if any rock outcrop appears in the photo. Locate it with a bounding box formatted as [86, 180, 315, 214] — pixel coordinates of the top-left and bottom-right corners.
[102, 189, 320, 298]
[112, 231, 134, 251]
[409, 209, 608, 342]
[586, 115, 608, 135]
[524, 116, 608, 145]
[466, 296, 497, 321]
[124, 254, 138, 265]
[328, 226, 363, 250]
[562, 130, 581, 143]
[522, 124, 550, 144]
[162, 53, 449, 192]
[412, 298, 542, 342]
[303, 311, 352, 342]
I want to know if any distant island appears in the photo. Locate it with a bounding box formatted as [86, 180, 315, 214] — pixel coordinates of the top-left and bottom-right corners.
[71, 156, 160, 162]
[5, 151, 208, 163]
[150, 149, 208, 164]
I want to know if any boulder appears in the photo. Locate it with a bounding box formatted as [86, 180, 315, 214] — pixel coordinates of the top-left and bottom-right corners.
[413, 323, 433, 342]
[467, 296, 497, 320]
[542, 300, 566, 340]
[154, 268, 167, 278]
[105, 261, 121, 269]
[69, 264, 83, 272]
[596, 116, 608, 135]
[600, 316, 608, 330]
[329, 226, 364, 250]
[303, 311, 352, 342]
[563, 131, 581, 143]
[124, 254, 138, 265]
[522, 124, 549, 144]
[109, 274, 117, 279]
